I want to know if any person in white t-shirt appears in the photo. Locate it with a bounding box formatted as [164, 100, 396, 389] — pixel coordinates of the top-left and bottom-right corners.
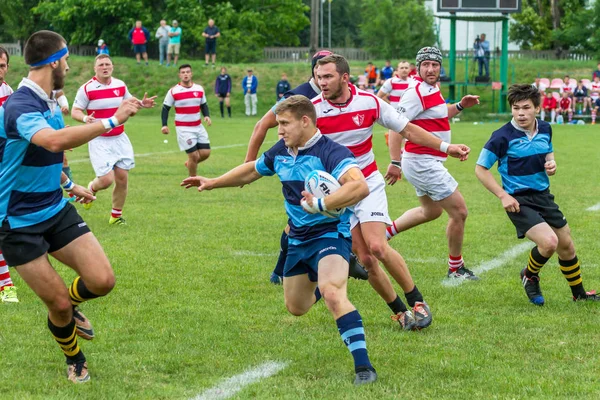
[161, 64, 212, 177]
[72, 54, 156, 225]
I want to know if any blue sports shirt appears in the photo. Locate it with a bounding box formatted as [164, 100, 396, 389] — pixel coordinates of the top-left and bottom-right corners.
[477, 119, 553, 195]
[255, 131, 358, 246]
[0, 78, 67, 229]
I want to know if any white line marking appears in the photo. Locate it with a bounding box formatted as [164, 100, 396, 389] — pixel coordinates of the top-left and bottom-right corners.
[442, 242, 531, 287]
[67, 141, 276, 164]
[586, 203, 600, 211]
[232, 250, 279, 257]
[192, 361, 288, 400]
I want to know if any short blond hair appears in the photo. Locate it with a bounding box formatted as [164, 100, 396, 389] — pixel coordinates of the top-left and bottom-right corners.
[274, 95, 317, 125]
[95, 54, 112, 64]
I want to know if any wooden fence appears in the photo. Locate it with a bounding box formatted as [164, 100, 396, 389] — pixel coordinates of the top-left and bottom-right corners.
[0, 43, 22, 57]
[264, 47, 371, 62]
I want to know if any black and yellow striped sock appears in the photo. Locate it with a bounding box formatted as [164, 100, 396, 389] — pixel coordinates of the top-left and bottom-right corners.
[525, 246, 549, 278]
[47, 317, 85, 364]
[559, 256, 586, 298]
[69, 277, 101, 307]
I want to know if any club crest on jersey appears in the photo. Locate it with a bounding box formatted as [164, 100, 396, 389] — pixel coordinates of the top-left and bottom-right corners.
[352, 114, 364, 127]
[113, 89, 121, 96]
[194, 92, 199, 97]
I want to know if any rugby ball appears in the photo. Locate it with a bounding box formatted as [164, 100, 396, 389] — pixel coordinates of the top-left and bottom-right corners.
[304, 170, 346, 218]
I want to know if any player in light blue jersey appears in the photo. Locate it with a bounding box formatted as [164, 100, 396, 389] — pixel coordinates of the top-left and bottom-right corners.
[0, 30, 141, 383]
[182, 95, 377, 385]
[476, 84, 599, 305]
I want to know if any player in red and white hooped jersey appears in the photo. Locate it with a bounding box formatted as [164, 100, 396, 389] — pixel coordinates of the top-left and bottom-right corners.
[377, 61, 412, 147]
[162, 64, 212, 177]
[313, 54, 470, 330]
[385, 47, 480, 281]
[591, 76, 600, 124]
[377, 61, 412, 109]
[72, 54, 156, 225]
[0, 46, 18, 303]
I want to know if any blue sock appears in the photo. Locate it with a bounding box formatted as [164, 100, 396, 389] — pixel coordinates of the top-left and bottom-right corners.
[272, 229, 288, 277]
[336, 310, 372, 372]
[314, 287, 321, 303]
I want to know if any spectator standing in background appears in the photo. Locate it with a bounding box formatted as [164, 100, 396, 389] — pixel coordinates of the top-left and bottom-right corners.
[364, 62, 379, 89]
[474, 33, 490, 77]
[128, 21, 150, 66]
[276, 73, 291, 102]
[380, 60, 394, 85]
[155, 20, 170, 66]
[167, 20, 181, 67]
[96, 39, 109, 55]
[215, 67, 232, 118]
[203, 19, 220, 68]
[243, 69, 258, 116]
[592, 62, 600, 80]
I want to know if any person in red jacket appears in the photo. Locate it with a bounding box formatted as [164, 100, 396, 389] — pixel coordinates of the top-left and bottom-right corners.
[128, 21, 150, 66]
[541, 91, 557, 123]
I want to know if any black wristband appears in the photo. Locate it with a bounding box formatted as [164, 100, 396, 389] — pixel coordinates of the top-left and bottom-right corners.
[456, 102, 464, 111]
[391, 160, 401, 167]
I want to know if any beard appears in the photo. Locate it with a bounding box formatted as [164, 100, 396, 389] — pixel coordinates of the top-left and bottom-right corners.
[52, 65, 65, 90]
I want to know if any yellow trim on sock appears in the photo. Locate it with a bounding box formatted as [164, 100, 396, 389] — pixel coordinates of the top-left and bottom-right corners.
[62, 344, 80, 357]
[560, 262, 580, 272]
[529, 254, 544, 267]
[563, 270, 581, 280]
[52, 327, 77, 344]
[568, 277, 583, 286]
[70, 277, 84, 302]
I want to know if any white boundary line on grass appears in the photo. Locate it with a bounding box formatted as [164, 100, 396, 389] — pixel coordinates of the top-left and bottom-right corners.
[586, 202, 600, 211]
[67, 141, 277, 164]
[191, 361, 288, 400]
[442, 242, 532, 287]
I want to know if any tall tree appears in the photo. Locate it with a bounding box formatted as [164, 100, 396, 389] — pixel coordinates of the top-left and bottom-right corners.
[359, 0, 435, 59]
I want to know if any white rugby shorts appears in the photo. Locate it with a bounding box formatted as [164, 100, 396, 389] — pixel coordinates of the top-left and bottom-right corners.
[176, 125, 210, 152]
[401, 156, 458, 202]
[88, 133, 135, 177]
[350, 171, 392, 229]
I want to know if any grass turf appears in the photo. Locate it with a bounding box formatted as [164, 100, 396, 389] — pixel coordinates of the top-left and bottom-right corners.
[2, 115, 600, 399]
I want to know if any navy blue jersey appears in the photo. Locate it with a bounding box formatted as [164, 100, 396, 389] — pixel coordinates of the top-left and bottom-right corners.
[0, 81, 67, 228]
[255, 132, 358, 245]
[477, 119, 553, 195]
[270, 79, 320, 114]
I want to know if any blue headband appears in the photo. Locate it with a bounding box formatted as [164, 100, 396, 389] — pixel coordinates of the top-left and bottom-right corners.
[29, 47, 68, 67]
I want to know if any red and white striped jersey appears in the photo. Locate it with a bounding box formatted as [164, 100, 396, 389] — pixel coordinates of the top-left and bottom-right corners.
[398, 76, 449, 160]
[379, 77, 411, 109]
[163, 83, 207, 129]
[312, 83, 409, 178]
[74, 77, 132, 137]
[559, 82, 576, 94]
[590, 82, 600, 98]
[0, 81, 13, 106]
[558, 97, 572, 110]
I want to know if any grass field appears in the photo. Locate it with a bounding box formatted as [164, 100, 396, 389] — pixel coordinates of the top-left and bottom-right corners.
[2, 114, 600, 399]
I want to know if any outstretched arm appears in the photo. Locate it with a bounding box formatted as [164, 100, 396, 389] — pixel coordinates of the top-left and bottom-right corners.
[181, 161, 262, 191]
